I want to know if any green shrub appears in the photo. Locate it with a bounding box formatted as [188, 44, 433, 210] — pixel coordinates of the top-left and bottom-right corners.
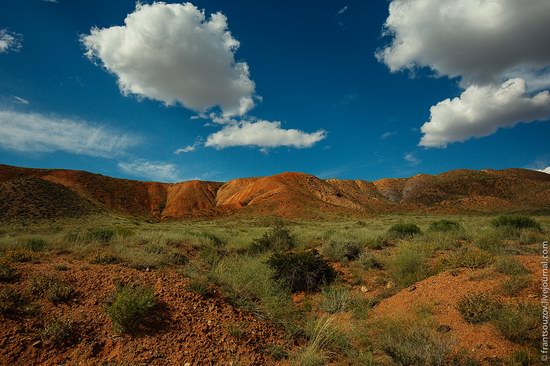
[86, 228, 115, 243]
[40, 317, 77, 346]
[387, 223, 422, 238]
[378, 318, 454, 366]
[29, 275, 76, 303]
[495, 256, 528, 276]
[457, 293, 501, 324]
[428, 220, 462, 232]
[320, 285, 350, 313]
[491, 215, 542, 231]
[321, 241, 362, 261]
[106, 284, 157, 333]
[475, 231, 505, 254]
[249, 222, 295, 253]
[493, 302, 539, 344]
[0, 288, 39, 316]
[500, 276, 530, 297]
[266, 251, 336, 292]
[25, 238, 47, 252]
[0, 262, 18, 282]
[389, 244, 433, 288]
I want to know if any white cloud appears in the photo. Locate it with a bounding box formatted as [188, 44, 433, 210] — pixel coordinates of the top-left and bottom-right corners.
[43, 0, 58, 3]
[377, 0, 550, 86]
[404, 152, 420, 165]
[118, 160, 180, 182]
[0, 110, 138, 157]
[175, 140, 201, 154]
[12, 96, 29, 105]
[378, 0, 550, 147]
[0, 29, 22, 54]
[81, 2, 255, 117]
[538, 167, 550, 174]
[204, 120, 326, 149]
[420, 79, 550, 147]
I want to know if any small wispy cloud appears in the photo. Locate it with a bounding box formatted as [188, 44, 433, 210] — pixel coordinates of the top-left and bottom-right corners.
[337, 5, 349, 15]
[175, 140, 202, 154]
[43, 0, 58, 3]
[404, 152, 421, 165]
[12, 96, 29, 105]
[380, 131, 396, 140]
[0, 109, 139, 157]
[118, 160, 180, 182]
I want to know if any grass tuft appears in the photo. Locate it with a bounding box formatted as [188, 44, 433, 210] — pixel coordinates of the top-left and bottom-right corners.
[387, 223, 422, 238]
[106, 284, 157, 333]
[457, 292, 501, 324]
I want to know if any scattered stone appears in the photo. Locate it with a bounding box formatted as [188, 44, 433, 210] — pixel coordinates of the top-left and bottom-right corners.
[437, 324, 451, 333]
[408, 285, 417, 292]
[32, 340, 42, 347]
[360, 286, 369, 293]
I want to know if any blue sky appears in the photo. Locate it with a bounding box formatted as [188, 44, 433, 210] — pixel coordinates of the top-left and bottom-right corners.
[0, 0, 549, 182]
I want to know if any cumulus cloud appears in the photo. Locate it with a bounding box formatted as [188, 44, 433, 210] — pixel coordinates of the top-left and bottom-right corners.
[118, 160, 180, 182]
[0, 110, 138, 157]
[0, 29, 22, 53]
[81, 2, 255, 117]
[205, 120, 326, 149]
[420, 79, 550, 147]
[538, 167, 550, 174]
[378, 0, 550, 147]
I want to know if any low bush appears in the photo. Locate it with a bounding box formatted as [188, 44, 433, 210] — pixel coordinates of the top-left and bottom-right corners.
[86, 228, 115, 243]
[266, 251, 336, 292]
[106, 284, 157, 333]
[25, 238, 47, 252]
[187, 277, 213, 297]
[249, 222, 295, 253]
[428, 220, 462, 233]
[40, 317, 77, 346]
[495, 256, 528, 276]
[321, 241, 362, 261]
[320, 285, 350, 314]
[0, 288, 39, 316]
[500, 276, 530, 297]
[491, 215, 542, 231]
[378, 318, 454, 366]
[475, 231, 505, 254]
[0, 261, 18, 282]
[358, 251, 384, 270]
[457, 292, 501, 324]
[4, 249, 34, 263]
[493, 302, 539, 344]
[449, 246, 493, 269]
[29, 275, 76, 303]
[387, 223, 422, 238]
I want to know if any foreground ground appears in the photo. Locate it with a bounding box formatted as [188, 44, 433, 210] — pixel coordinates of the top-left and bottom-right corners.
[0, 214, 547, 365]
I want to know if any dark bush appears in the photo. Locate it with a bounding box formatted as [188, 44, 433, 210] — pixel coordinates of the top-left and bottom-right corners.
[457, 293, 501, 324]
[106, 284, 157, 333]
[491, 215, 542, 231]
[40, 317, 77, 346]
[0, 288, 39, 316]
[428, 220, 462, 232]
[250, 222, 295, 253]
[0, 262, 18, 282]
[25, 238, 47, 252]
[86, 228, 115, 243]
[266, 250, 336, 292]
[323, 241, 362, 261]
[387, 223, 422, 238]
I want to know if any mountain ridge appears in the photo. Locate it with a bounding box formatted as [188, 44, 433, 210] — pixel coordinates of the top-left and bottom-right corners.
[1, 164, 549, 221]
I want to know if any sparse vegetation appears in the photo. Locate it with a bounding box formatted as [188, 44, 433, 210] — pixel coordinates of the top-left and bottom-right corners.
[187, 277, 212, 297]
[500, 276, 530, 297]
[29, 275, 76, 303]
[449, 246, 493, 269]
[321, 241, 362, 261]
[320, 285, 350, 313]
[267, 251, 336, 292]
[493, 302, 540, 344]
[86, 228, 115, 243]
[0, 288, 39, 316]
[457, 292, 501, 323]
[40, 317, 77, 346]
[106, 284, 157, 333]
[495, 256, 528, 275]
[0, 261, 18, 282]
[388, 243, 433, 288]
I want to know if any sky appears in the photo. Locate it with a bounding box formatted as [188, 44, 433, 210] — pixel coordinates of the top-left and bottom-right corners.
[0, 0, 549, 182]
